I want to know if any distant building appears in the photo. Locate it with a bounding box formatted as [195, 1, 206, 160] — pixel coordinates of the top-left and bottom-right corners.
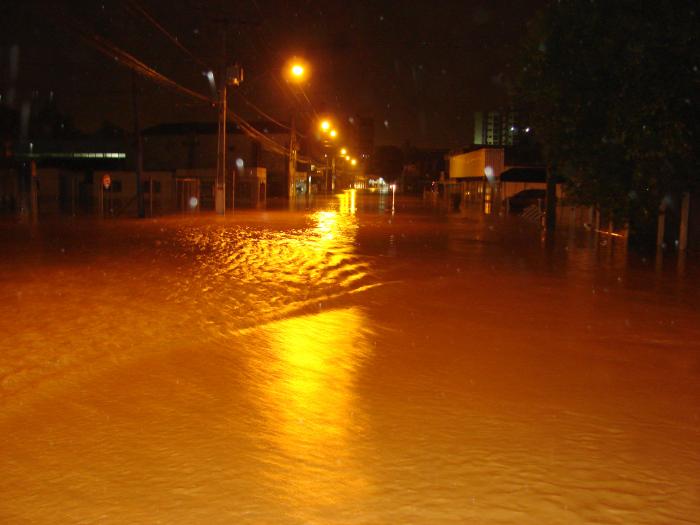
[0, 118, 290, 218]
[445, 146, 560, 215]
[142, 120, 290, 206]
[473, 110, 532, 146]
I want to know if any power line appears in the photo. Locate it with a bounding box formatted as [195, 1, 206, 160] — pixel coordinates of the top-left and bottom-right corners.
[123, 0, 211, 71]
[70, 19, 290, 155]
[235, 91, 291, 132]
[81, 29, 213, 105]
[246, 0, 320, 117]
[61, 10, 322, 163]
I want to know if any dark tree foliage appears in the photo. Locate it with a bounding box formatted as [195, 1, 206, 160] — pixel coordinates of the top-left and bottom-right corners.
[515, 0, 699, 234]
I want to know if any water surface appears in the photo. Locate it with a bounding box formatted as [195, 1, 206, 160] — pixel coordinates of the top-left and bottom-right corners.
[1, 195, 699, 524]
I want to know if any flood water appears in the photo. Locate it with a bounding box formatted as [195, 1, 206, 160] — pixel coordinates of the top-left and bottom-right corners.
[1, 193, 699, 524]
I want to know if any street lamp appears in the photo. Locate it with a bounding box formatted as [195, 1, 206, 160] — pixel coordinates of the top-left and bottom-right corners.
[340, 148, 347, 156]
[285, 57, 309, 199]
[329, 129, 338, 139]
[320, 120, 331, 132]
[291, 64, 304, 78]
[286, 57, 309, 84]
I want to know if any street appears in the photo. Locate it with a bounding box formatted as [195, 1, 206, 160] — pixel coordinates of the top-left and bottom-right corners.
[1, 194, 698, 524]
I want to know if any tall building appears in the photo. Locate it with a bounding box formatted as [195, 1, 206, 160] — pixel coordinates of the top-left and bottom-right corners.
[474, 110, 528, 146]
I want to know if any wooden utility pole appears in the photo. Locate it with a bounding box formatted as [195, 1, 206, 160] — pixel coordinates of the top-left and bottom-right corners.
[288, 116, 297, 199]
[545, 164, 557, 233]
[29, 160, 38, 223]
[656, 200, 667, 250]
[215, 79, 227, 215]
[132, 72, 145, 218]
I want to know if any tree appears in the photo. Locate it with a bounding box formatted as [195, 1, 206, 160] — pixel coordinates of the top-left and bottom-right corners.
[514, 0, 699, 241]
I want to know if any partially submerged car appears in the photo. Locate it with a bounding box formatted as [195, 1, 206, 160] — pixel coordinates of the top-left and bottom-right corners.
[505, 189, 546, 213]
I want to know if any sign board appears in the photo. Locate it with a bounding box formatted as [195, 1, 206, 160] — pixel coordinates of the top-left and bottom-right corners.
[102, 174, 111, 190]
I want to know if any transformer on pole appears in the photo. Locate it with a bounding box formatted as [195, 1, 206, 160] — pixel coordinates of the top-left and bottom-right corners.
[215, 64, 243, 215]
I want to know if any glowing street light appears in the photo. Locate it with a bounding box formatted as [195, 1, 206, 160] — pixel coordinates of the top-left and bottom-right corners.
[329, 129, 338, 139]
[291, 64, 304, 78]
[340, 148, 347, 156]
[351, 158, 357, 166]
[286, 57, 309, 83]
[320, 120, 331, 132]
[345, 155, 351, 160]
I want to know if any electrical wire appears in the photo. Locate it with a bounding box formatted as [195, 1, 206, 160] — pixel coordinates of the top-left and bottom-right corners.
[62, 9, 322, 163]
[235, 91, 291, 132]
[123, 0, 211, 71]
[77, 27, 213, 105]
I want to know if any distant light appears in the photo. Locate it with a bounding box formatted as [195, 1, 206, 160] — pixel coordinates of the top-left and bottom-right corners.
[384, 119, 389, 128]
[340, 148, 347, 155]
[206, 71, 216, 89]
[348, 117, 355, 124]
[235, 158, 244, 169]
[351, 158, 357, 166]
[510, 126, 516, 132]
[484, 166, 495, 182]
[525, 127, 531, 133]
[291, 64, 304, 77]
[286, 58, 308, 83]
[345, 155, 351, 160]
[189, 196, 198, 208]
[329, 129, 337, 138]
[320, 120, 331, 131]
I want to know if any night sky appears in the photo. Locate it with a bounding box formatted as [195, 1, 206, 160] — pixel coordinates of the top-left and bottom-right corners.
[2, 0, 545, 148]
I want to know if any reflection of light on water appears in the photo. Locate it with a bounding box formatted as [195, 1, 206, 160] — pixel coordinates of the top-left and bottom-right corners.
[253, 307, 372, 509]
[337, 189, 356, 214]
[315, 210, 337, 240]
[175, 207, 368, 333]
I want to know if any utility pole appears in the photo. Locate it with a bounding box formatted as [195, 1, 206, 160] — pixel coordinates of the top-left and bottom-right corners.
[288, 116, 297, 199]
[215, 25, 228, 216]
[132, 72, 145, 218]
[545, 164, 557, 234]
[30, 159, 38, 223]
[331, 155, 336, 193]
[214, 21, 243, 215]
[215, 78, 227, 215]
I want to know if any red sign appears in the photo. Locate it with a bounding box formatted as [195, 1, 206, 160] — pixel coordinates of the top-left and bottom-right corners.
[102, 174, 111, 190]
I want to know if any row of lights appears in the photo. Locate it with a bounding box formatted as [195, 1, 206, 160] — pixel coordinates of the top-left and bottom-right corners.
[287, 59, 358, 168]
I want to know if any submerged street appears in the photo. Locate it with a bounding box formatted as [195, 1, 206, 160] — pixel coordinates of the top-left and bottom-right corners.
[1, 194, 699, 524]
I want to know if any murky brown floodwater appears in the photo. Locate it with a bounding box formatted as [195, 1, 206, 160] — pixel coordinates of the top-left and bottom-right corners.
[1, 193, 699, 524]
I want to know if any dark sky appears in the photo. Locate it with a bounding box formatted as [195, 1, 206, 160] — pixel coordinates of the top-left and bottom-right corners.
[1, 0, 545, 148]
